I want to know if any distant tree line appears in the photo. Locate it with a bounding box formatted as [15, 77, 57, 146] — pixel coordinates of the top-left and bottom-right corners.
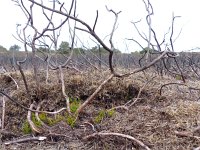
[0, 44, 21, 52]
[37, 41, 122, 54]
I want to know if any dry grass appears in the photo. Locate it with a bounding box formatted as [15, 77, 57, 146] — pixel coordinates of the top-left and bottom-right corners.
[1, 69, 200, 149]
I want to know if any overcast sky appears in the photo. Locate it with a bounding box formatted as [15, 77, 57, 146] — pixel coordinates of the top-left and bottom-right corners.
[0, 0, 200, 52]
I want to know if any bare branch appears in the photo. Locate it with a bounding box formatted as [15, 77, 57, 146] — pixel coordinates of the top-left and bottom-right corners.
[76, 74, 114, 114]
[0, 91, 67, 115]
[93, 10, 99, 31]
[83, 132, 151, 150]
[27, 103, 43, 133]
[4, 136, 46, 145]
[59, 65, 71, 114]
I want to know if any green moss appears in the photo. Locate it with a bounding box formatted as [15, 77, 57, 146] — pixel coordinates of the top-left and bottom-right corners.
[107, 109, 115, 117]
[22, 120, 32, 134]
[22, 97, 81, 131]
[46, 115, 65, 126]
[94, 109, 116, 124]
[38, 113, 65, 126]
[70, 101, 80, 113]
[38, 113, 48, 123]
[31, 113, 42, 127]
[69, 98, 81, 113]
[94, 110, 106, 124]
[22, 111, 78, 134]
[66, 114, 76, 127]
[22, 113, 43, 134]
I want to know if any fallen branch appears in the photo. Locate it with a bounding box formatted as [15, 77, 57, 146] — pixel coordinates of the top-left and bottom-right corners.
[109, 105, 129, 111]
[194, 146, 200, 150]
[80, 122, 96, 132]
[4, 136, 46, 145]
[174, 131, 200, 140]
[76, 74, 114, 114]
[83, 132, 151, 150]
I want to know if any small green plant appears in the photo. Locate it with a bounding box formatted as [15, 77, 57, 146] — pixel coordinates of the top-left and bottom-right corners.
[94, 110, 106, 124]
[38, 113, 48, 123]
[22, 113, 42, 134]
[31, 113, 42, 127]
[38, 113, 65, 126]
[47, 115, 65, 126]
[70, 101, 80, 113]
[94, 109, 116, 124]
[107, 109, 115, 117]
[22, 120, 32, 134]
[69, 97, 81, 113]
[66, 114, 76, 127]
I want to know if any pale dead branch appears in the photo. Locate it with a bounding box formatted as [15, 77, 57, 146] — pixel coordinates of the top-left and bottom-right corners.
[27, 103, 43, 133]
[35, 101, 50, 129]
[4, 136, 47, 145]
[83, 132, 151, 150]
[59, 65, 71, 114]
[76, 74, 114, 114]
[1, 96, 5, 129]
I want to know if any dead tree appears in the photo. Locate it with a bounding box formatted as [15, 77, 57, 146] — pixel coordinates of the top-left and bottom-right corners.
[2, 0, 182, 135]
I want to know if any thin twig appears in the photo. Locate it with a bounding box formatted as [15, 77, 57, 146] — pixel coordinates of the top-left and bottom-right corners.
[4, 136, 47, 145]
[0, 91, 67, 114]
[1, 96, 5, 129]
[174, 131, 200, 140]
[128, 76, 155, 107]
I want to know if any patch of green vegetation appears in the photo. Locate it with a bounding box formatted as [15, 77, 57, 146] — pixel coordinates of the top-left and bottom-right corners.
[70, 100, 80, 113]
[22, 98, 81, 134]
[22, 120, 32, 134]
[94, 109, 116, 124]
[47, 115, 65, 126]
[38, 112, 65, 126]
[68, 97, 81, 113]
[107, 109, 115, 117]
[31, 113, 42, 127]
[94, 110, 106, 124]
[65, 114, 77, 127]
[22, 113, 42, 134]
[38, 113, 48, 122]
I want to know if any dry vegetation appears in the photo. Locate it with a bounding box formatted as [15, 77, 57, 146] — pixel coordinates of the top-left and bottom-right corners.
[1, 69, 200, 150]
[1, 0, 200, 149]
